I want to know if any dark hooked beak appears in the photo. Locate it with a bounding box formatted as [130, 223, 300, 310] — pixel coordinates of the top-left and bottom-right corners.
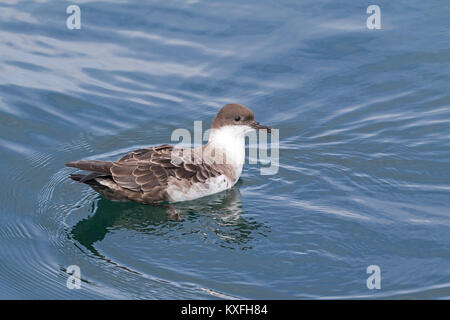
[250, 121, 272, 133]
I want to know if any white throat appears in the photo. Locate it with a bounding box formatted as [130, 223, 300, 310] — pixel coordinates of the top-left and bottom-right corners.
[207, 125, 248, 179]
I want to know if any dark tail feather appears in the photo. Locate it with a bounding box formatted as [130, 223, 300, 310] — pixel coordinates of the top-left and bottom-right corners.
[70, 173, 108, 185]
[66, 160, 113, 174]
[69, 174, 85, 182]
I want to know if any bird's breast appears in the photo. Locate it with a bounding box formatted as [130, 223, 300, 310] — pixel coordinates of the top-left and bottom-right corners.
[166, 174, 234, 202]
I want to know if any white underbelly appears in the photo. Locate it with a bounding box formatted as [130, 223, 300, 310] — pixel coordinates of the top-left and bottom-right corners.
[167, 174, 234, 202]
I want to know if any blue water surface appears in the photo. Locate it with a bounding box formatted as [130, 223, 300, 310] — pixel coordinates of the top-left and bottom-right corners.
[0, 0, 449, 299]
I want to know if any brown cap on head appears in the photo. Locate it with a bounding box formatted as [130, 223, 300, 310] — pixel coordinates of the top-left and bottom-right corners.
[211, 103, 271, 132]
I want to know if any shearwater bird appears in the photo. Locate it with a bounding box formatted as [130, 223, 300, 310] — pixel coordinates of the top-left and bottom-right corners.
[66, 103, 271, 204]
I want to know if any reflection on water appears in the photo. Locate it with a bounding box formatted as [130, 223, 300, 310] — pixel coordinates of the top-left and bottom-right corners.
[71, 181, 268, 259]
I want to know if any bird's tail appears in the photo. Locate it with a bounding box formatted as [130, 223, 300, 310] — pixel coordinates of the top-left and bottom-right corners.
[67, 160, 113, 185]
[69, 174, 85, 182]
[66, 160, 113, 174]
[69, 172, 109, 185]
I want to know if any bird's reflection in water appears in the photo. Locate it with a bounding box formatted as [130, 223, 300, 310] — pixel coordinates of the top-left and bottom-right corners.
[71, 181, 269, 259]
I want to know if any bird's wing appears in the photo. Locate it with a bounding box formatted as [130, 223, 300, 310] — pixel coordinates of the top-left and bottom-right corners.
[110, 145, 222, 193]
[117, 144, 173, 161]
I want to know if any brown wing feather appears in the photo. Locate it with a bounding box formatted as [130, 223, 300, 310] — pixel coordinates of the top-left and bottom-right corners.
[110, 145, 224, 198]
[111, 145, 173, 194]
[118, 144, 173, 161]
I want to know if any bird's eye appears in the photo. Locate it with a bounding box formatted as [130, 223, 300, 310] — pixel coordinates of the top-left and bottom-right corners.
[234, 116, 241, 121]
